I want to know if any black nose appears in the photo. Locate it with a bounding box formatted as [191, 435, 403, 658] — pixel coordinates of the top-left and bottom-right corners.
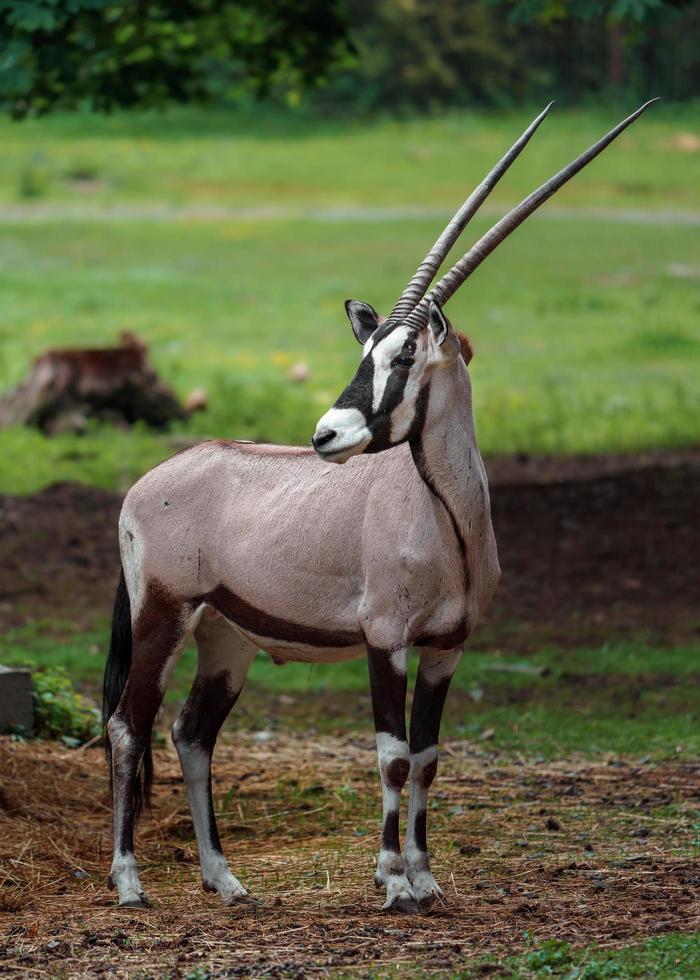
[313, 428, 336, 450]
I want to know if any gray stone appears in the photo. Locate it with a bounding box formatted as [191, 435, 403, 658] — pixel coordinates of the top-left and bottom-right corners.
[0, 665, 33, 733]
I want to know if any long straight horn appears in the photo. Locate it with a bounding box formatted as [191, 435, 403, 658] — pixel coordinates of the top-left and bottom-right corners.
[387, 102, 555, 324]
[408, 100, 658, 322]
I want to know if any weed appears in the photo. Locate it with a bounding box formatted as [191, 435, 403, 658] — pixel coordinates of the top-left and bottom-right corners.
[31, 666, 101, 747]
[16, 153, 50, 199]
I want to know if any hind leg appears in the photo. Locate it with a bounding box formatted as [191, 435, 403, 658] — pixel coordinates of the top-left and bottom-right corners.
[171, 608, 257, 905]
[108, 583, 191, 908]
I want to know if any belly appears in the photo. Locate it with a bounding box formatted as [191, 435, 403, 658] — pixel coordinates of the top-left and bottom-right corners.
[222, 612, 367, 665]
[265, 642, 367, 666]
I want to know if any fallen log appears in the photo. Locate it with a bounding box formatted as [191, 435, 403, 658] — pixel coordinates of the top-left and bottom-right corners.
[0, 332, 188, 434]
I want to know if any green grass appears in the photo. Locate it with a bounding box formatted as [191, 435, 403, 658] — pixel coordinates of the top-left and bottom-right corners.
[1, 104, 699, 493]
[471, 932, 700, 978]
[3, 624, 698, 760]
[1, 211, 699, 493]
[1, 103, 699, 212]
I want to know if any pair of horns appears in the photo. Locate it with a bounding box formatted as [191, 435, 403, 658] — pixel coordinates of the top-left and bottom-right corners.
[385, 99, 658, 329]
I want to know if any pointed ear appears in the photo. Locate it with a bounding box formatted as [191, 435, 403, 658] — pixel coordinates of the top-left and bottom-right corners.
[345, 299, 380, 344]
[428, 301, 450, 347]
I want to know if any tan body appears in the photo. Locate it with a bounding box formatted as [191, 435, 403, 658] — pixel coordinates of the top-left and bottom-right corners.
[121, 373, 498, 666]
[109, 338, 499, 912]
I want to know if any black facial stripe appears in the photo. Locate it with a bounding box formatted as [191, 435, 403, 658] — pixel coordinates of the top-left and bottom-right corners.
[367, 319, 397, 349]
[402, 330, 418, 353]
[367, 322, 420, 354]
[365, 366, 410, 453]
[333, 351, 374, 415]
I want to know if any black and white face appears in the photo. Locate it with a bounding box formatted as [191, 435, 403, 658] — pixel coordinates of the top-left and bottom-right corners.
[312, 299, 453, 463]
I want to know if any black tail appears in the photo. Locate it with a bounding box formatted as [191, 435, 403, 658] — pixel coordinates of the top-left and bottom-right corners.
[103, 568, 153, 817]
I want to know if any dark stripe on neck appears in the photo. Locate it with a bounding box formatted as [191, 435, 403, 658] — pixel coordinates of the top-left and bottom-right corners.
[409, 384, 470, 597]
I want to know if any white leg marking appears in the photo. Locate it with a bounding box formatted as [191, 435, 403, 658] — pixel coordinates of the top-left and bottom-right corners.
[374, 731, 416, 911]
[388, 648, 408, 674]
[172, 736, 248, 904]
[109, 851, 149, 908]
[405, 745, 443, 906]
[403, 649, 462, 906]
[108, 715, 149, 907]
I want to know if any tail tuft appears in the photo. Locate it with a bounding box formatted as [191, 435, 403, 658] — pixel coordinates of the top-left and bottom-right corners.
[103, 568, 153, 817]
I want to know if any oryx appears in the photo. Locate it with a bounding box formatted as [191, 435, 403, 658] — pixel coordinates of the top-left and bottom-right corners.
[103, 101, 655, 912]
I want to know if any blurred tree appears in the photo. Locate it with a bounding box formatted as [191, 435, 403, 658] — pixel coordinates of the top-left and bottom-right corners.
[489, 0, 698, 89]
[321, 0, 545, 113]
[0, 0, 350, 117]
[1, 0, 698, 118]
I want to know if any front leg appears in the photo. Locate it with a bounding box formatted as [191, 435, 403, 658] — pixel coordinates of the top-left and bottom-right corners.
[367, 646, 416, 913]
[405, 648, 461, 907]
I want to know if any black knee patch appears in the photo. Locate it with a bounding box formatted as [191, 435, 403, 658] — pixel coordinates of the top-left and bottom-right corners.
[385, 756, 410, 790]
[419, 757, 438, 789]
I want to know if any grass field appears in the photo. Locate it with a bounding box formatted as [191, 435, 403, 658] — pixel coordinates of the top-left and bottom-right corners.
[1, 104, 699, 493]
[1, 102, 699, 212]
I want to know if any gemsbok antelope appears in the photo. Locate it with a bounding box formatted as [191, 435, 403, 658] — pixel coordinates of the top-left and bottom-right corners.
[103, 101, 656, 912]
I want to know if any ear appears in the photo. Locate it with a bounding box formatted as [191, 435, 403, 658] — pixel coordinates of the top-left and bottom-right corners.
[428, 301, 450, 347]
[345, 299, 380, 345]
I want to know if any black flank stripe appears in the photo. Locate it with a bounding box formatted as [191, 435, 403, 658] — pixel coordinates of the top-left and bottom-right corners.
[203, 585, 362, 648]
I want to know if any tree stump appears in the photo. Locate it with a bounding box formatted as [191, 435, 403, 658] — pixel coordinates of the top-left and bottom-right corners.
[0, 666, 33, 734]
[0, 332, 188, 434]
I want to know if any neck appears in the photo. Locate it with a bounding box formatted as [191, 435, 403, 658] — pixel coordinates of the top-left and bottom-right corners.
[409, 356, 481, 560]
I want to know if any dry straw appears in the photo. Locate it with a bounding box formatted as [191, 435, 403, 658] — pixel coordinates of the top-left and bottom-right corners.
[1, 733, 698, 977]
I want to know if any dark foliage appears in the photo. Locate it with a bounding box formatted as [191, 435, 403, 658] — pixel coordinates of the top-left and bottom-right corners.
[1, 0, 699, 118]
[323, 0, 700, 112]
[0, 0, 350, 117]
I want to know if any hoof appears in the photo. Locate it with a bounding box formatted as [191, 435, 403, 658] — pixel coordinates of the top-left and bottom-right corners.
[382, 894, 419, 914]
[409, 871, 445, 910]
[119, 893, 151, 910]
[417, 891, 442, 911]
[224, 893, 260, 908]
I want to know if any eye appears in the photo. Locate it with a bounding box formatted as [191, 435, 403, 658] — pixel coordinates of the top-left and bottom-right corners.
[392, 354, 414, 369]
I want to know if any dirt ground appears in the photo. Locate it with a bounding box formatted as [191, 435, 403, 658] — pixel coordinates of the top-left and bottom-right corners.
[1, 450, 699, 976]
[1, 734, 699, 978]
[1, 447, 699, 647]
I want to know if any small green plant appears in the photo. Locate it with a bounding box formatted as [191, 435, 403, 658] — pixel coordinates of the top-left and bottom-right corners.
[17, 153, 50, 199]
[32, 666, 101, 748]
[184, 968, 212, 980]
[337, 783, 359, 802]
[523, 938, 574, 973]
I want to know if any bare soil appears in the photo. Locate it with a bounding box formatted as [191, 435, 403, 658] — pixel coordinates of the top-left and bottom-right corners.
[1, 734, 699, 978]
[1, 448, 698, 648]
